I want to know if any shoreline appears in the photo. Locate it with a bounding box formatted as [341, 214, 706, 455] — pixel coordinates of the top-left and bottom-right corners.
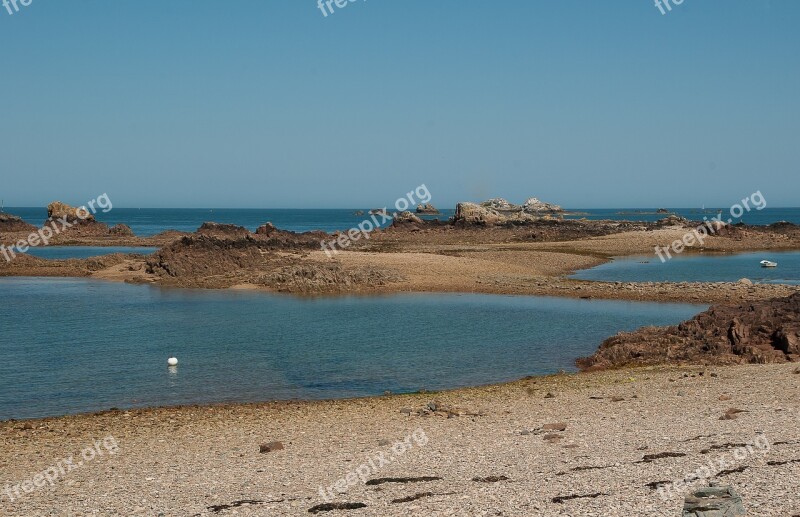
[2, 363, 798, 516]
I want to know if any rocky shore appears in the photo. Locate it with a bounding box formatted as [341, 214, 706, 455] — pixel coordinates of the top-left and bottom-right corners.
[578, 293, 800, 370]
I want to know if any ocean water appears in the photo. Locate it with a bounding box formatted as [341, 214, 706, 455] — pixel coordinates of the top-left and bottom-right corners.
[5, 207, 799, 237]
[25, 246, 158, 260]
[0, 278, 704, 420]
[6, 208, 453, 237]
[572, 251, 800, 285]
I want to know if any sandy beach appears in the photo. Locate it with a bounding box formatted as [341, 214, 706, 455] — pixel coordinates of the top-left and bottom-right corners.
[1, 364, 798, 516]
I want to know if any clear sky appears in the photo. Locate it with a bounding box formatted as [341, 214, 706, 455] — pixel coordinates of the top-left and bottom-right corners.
[1, 0, 798, 209]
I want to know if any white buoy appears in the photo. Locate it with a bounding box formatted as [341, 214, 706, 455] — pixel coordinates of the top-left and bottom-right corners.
[167, 357, 178, 366]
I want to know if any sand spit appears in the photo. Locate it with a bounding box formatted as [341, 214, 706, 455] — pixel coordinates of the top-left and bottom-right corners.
[3, 219, 799, 304]
[1, 364, 798, 516]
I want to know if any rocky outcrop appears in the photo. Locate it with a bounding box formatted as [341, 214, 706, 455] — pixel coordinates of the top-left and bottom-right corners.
[577, 293, 800, 370]
[480, 197, 562, 214]
[43, 201, 116, 238]
[0, 212, 37, 233]
[522, 197, 562, 213]
[480, 198, 518, 212]
[655, 214, 689, 226]
[144, 229, 404, 292]
[454, 202, 507, 226]
[109, 224, 134, 236]
[455, 197, 563, 226]
[393, 211, 423, 225]
[47, 201, 95, 224]
[415, 203, 440, 214]
[197, 222, 251, 238]
[255, 222, 277, 236]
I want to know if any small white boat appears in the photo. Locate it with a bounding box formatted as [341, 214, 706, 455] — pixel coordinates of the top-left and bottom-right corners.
[760, 260, 778, 268]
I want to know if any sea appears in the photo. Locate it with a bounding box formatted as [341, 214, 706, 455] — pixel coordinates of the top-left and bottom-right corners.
[0, 279, 704, 420]
[5, 207, 800, 237]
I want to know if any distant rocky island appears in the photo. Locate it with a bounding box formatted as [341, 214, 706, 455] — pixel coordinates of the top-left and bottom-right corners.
[416, 203, 440, 214]
[453, 196, 565, 225]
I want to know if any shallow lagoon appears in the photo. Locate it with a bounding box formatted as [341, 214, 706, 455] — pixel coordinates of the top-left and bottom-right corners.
[24, 246, 158, 260]
[571, 251, 800, 285]
[0, 278, 705, 420]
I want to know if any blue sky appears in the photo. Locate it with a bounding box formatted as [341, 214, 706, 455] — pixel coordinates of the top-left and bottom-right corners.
[1, 1, 798, 209]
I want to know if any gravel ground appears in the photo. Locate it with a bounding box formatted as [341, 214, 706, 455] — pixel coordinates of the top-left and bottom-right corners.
[1, 364, 798, 516]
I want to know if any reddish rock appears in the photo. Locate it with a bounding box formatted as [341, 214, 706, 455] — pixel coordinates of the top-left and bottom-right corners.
[577, 293, 800, 370]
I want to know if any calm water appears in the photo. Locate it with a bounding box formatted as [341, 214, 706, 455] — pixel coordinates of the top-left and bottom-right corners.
[26, 246, 157, 260]
[7, 208, 455, 237]
[572, 251, 800, 285]
[6, 207, 800, 237]
[0, 278, 703, 420]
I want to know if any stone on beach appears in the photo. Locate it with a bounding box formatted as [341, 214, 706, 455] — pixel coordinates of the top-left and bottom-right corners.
[259, 441, 284, 453]
[683, 486, 746, 517]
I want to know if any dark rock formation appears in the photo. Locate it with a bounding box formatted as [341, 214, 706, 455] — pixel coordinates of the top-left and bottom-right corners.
[0, 212, 37, 232]
[255, 222, 277, 236]
[197, 222, 251, 238]
[655, 214, 690, 226]
[109, 224, 134, 236]
[577, 293, 800, 370]
[145, 224, 402, 291]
